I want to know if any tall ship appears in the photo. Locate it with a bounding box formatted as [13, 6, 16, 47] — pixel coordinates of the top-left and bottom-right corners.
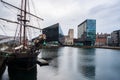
[0, 0, 45, 71]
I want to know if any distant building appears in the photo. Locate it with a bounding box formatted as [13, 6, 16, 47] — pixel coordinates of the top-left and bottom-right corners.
[42, 23, 64, 45]
[107, 35, 112, 46]
[95, 33, 110, 46]
[68, 29, 74, 39]
[111, 30, 120, 46]
[78, 19, 96, 46]
[63, 29, 74, 45]
[74, 39, 83, 46]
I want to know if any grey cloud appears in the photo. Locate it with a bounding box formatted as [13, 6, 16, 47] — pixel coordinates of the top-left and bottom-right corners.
[88, 0, 120, 33]
[0, 0, 120, 37]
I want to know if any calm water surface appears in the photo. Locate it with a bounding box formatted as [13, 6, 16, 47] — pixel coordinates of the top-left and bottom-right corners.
[2, 47, 120, 80]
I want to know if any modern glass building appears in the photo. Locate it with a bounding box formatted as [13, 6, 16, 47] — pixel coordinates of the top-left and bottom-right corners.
[42, 23, 64, 45]
[78, 19, 96, 46]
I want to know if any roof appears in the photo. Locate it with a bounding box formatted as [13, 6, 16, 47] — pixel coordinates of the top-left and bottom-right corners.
[113, 30, 120, 32]
[43, 23, 59, 29]
[78, 19, 96, 27]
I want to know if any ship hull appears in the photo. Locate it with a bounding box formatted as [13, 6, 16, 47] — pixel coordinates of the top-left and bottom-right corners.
[0, 56, 6, 78]
[8, 64, 37, 80]
[7, 51, 40, 70]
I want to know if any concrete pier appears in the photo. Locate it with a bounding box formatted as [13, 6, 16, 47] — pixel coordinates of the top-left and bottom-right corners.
[37, 58, 49, 66]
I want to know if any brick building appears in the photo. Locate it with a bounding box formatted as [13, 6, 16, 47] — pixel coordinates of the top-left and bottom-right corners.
[95, 33, 110, 46]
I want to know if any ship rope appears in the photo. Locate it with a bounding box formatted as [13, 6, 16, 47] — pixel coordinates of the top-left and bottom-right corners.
[0, 22, 11, 46]
[27, 28, 32, 40]
[13, 8, 22, 47]
[27, 0, 32, 40]
[31, 0, 41, 29]
[2, 2, 18, 15]
[1, 0, 22, 46]
[13, 24, 19, 46]
[0, 23, 7, 36]
[0, 0, 43, 49]
[27, 0, 42, 40]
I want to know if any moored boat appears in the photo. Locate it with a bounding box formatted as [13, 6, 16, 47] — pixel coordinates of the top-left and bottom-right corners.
[0, 0, 45, 71]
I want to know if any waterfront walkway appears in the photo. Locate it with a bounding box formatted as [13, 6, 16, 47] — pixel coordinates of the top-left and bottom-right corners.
[65, 45, 120, 50]
[95, 46, 120, 50]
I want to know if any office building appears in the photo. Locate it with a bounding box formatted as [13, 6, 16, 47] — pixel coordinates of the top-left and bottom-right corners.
[42, 23, 64, 45]
[111, 30, 120, 46]
[78, 19, 96, 46]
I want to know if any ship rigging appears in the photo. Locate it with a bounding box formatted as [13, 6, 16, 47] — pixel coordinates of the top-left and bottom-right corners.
[0, 0, 46, 71]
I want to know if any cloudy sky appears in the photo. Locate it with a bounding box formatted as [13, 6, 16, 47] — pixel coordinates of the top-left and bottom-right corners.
[0, 0, 120, 38]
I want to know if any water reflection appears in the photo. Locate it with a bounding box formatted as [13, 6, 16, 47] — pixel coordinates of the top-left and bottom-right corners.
[2, 47, 120, 80]
[40, 48, 59, 68]
[77, 48, 95, 79]
[41, 48, 58, 60]
[40, 47, 96, 80]
[95, 49, 120, 80]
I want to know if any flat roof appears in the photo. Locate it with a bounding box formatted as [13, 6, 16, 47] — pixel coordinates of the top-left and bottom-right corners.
[43, 23, 59, 29]
[78, 19, 96, 27]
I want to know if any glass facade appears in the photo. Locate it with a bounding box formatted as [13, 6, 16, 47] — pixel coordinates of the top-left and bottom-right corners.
[86, 20, 96, 45]
[42, 23, 64, 44]
[78, 19, 96, 46]
[59, 24, 64, 38]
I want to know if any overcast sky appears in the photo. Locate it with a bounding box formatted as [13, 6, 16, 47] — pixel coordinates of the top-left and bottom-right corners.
[0, 0, 120, 38]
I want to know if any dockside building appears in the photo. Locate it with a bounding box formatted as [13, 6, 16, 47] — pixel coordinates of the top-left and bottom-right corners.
[42, 23, 64, 45]
[78, 19, 96, 46]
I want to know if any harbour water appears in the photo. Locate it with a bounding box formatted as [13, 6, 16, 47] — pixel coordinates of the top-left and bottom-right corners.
[1, 47, 120, 80]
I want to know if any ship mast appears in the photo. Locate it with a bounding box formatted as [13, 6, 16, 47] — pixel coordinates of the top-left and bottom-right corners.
[1, 0, 44, 20]
[23, 0, 27, 48]
[19, 0, 23, 45]
[0, 0, 44, 50]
